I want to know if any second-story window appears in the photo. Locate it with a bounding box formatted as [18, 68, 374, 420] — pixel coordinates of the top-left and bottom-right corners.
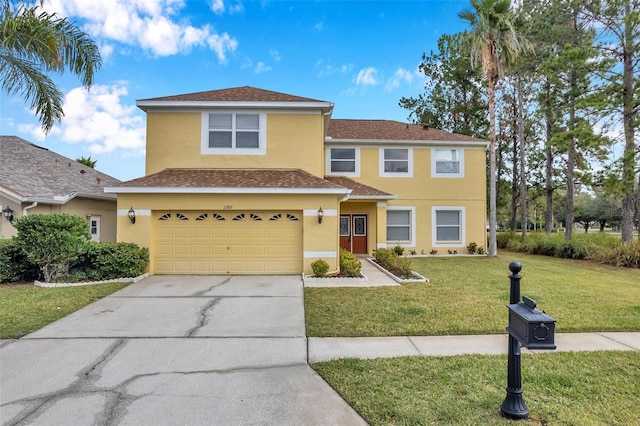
[380, 148, 412, 177]
[201, 112, 266, 155]
[432, 148, 464, 178]
[327, 147, 360, 176]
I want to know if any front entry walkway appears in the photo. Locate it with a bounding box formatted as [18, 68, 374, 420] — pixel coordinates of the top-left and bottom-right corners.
[0, 275, 366, 425]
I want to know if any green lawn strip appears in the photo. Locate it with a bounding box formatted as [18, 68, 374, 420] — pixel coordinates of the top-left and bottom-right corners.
[0, 282, 130, 339]
[313, 351, 640, 425]
[305, 252, 640, 337]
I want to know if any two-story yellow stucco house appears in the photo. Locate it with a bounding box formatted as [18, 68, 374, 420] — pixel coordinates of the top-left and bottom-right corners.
[105, 86, 488, 276]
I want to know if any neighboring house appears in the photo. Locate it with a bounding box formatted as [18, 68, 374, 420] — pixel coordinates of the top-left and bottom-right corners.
[105, 86, 488, 276]
[0, 135, 120, 242]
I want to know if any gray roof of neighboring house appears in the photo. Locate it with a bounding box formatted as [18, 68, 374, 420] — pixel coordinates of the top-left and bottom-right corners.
[0, 135, 120, 202]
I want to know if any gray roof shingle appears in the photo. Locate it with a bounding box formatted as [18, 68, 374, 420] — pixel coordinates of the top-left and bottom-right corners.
[138, 86, 328, 103]
[0, 136, 120, 201]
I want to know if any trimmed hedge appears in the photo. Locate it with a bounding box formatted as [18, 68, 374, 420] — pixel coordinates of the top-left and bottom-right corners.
[1, 239, 149, 283]
[73, 242, 149, 281]
[497, 231, 640, 268]
[0, 239, 40, 282]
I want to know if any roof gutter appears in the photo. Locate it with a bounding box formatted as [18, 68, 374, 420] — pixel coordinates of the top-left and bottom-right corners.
[325, 138, 489, 148]
[104, 186, 351, 195]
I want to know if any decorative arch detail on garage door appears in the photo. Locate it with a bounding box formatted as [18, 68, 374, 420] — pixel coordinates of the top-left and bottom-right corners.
[153, 211, 303, 275]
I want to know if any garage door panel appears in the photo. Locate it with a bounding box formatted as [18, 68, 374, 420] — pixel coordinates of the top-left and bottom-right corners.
[154, 211, 302, 275]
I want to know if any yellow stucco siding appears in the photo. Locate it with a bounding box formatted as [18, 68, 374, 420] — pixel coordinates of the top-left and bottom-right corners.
[117, 193, 341, 275]
[333, 145, 487, 253]
[145, 112, 325, 177]
[354, 146, 486, 201]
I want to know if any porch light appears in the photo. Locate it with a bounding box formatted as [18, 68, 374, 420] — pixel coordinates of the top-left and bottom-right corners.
[2, 206, 14, 222]
[128, 207, 136, 224]
[317, 207, 324, 224]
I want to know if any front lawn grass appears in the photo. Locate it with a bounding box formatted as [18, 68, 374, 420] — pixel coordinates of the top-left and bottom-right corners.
[313, 351, 639, 425]
[305, 252, 640, 336]
[0, 282, 130, 339]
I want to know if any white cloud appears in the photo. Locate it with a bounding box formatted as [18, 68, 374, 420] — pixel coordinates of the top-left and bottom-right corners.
[270, 49, 281, 62]
[316, 59, 353, 77]
[355, 67, 379, 86]
[254, 62, 271, 74]
[22, 84, 146, 155]
[42, 0, 237, 61]
[384, 67, 414, 92]
[210, 0, 244, 15]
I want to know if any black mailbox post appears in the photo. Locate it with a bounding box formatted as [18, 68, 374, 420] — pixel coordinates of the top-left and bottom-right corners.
[501, 262, 557, 420]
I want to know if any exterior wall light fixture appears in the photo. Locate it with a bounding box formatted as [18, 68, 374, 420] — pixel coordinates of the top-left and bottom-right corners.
[2, 206, 14, 222]
[317, 206, 324, 224]
[128, 207, 136, 224]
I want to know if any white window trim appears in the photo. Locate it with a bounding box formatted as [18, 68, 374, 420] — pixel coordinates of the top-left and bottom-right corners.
[431, 147, 464, 178]
[432, 206, 466, 248]
[326, 147, 360, 177]
[201, 111, 267, 155]
[379, 147, 413, 177]
[386, 206, 416, 248]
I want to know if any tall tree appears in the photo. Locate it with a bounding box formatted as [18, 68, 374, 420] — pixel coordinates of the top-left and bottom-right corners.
[0, 0, 101, 133]
[459, 0, 531, 256]
[582, 0, 639, 243]
[399, 32, 488, 138]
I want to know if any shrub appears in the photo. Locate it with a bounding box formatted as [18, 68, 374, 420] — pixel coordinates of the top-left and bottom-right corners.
[311, 259, 330, 277]
[373, 248, 413, 279]
[0, 239, 40, 283]
[392, 243, 404, 256]
[73, 242, 149, 280]
[339, 248, 362, 277]
[13, 214, 90, 282]
[467, 242, 478, 254]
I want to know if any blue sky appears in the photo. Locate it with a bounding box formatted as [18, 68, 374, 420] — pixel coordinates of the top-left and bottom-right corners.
[1, 0, 473, 181]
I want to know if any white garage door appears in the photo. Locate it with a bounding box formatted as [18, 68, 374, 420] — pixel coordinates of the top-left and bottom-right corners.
[153, 211, 303, 274]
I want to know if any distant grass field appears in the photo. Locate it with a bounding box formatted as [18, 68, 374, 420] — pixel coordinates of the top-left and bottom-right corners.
[305, 252, 640, 337]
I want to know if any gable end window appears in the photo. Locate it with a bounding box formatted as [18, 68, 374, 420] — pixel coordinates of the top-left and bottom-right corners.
[432, 148, 464, 178]
[327, 147, 360, 176]
[380, 148, 412, 177]
[201, 112, 266, 155]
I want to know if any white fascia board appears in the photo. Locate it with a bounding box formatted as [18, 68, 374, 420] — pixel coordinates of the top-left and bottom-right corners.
[104, 186, 350, 195]
[0, 186, 25, 203]
[325, 138, 489, 148]
[348, 195, 397, 200]
[137, 100, 334, 111]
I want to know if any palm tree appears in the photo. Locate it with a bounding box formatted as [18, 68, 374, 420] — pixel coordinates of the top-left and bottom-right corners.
[0, 0, 101, 133]
[458, 0, 529, 257]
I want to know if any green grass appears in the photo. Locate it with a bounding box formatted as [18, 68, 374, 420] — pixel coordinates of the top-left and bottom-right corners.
[313, 351, 640, 425]
[305, 252, 640, 336]
[0, 282, 130, 339]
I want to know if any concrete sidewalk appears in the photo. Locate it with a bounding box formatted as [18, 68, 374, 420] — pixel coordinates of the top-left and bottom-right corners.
[308, 332, 640, 363]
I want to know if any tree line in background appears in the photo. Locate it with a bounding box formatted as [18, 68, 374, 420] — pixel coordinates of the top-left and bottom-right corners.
[401, 0, 638, 249]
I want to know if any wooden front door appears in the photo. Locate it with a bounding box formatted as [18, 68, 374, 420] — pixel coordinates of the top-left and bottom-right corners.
[339, 214, 368, 254]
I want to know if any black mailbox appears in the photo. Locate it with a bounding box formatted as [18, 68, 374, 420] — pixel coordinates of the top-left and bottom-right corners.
[506, 296, 556, 350]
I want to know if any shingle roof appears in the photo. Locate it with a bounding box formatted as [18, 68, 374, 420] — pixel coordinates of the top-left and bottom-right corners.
[110, 168, 348, 193]
[324, 176, 394, 199]
[138, 86, 328, 103]
[327, 119, 486, 143]
[0, 136, 120, 201]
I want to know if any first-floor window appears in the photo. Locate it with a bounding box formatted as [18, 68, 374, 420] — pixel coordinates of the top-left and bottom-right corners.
[386, 208, 414, 244]
[432, 207, 465, 246]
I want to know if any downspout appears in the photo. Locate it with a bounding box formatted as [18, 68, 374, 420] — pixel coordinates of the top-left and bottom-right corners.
[23, 202, 38, 216]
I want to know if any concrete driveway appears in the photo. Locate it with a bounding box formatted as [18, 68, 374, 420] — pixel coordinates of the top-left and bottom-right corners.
[0, 275, 366, 425]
